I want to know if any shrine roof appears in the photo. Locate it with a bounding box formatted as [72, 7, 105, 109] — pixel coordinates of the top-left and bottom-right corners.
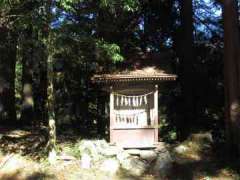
[92, 51, 177, 83]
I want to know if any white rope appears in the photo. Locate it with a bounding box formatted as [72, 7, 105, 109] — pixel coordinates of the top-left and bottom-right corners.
[113, 91, 154, 98]
[114, 92, 153, 107]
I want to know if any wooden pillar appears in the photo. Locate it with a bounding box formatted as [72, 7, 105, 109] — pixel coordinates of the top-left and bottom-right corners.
[109, 86, 114, 143]
[154, 84, 159, 143]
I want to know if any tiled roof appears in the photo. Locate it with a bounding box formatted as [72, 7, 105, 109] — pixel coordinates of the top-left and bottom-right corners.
[92, 67, 177, 83]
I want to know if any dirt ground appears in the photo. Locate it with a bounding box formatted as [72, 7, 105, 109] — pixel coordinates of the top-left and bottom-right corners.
[0, 129, 239, 180]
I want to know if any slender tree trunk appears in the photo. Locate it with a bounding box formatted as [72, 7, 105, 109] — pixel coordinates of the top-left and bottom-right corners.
[178, 0, 195, 139]
[40, 0, 56, 162]
[0, 27, 17, 124]
[46, 45, 56, 161]
[223, 0, 240, 156]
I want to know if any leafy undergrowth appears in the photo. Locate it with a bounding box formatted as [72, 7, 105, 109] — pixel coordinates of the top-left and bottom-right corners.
[0, 129, 239, 180]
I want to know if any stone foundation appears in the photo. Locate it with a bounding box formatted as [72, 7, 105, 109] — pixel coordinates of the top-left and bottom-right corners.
[59, 140, 173, 178]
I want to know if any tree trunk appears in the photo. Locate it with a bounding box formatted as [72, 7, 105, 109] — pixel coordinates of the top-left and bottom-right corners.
[40, 0, 57, 162]
[178, 0, 195, 139]
[47, 50, 56, 161]
[0, 27, 17, 124]
[223, 0, 240, 156]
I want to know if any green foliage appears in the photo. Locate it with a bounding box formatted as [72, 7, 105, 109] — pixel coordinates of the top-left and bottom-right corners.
[123, 0, 140, 12]
[56, 0, 81, 10]
[100, 0, 140, 12]
[159, 107, 177, 143]
[96, 40, 124, 63]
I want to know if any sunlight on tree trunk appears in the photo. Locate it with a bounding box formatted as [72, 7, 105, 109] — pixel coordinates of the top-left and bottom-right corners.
[39, 0, 57, 162]
[46, 37, 57, 164]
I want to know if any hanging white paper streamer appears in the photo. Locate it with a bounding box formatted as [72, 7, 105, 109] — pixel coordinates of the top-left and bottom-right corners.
[116, 95, 119, 106]
[144, 95, 147, 105]
[139, 96, 142, 106]
[125, 97, 128, 106]
[120, 96, 123, 106]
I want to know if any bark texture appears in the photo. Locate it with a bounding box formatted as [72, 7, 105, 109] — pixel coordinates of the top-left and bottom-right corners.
[223, 0, 240, 155]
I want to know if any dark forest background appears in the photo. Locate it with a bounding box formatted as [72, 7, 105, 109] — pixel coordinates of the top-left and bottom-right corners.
[1, 0, 240, 159]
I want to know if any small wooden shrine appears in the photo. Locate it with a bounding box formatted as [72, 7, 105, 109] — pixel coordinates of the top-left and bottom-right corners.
[93, 53, 177, 148]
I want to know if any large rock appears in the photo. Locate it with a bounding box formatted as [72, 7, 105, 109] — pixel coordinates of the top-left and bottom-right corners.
[153, 150, 173, 177]
[78, 140, 98, 157]
[174, 144, 189, 154]
[140, 150, 157, 162]
[78, 140, 103, 162]
[100, 158, 120, 174]
[121, 157, 148, 176]
[116, 151, 130, 163]
[94, 140, 109, 152]
[101, 146, 122, 157]
[125, 149, 141, 156]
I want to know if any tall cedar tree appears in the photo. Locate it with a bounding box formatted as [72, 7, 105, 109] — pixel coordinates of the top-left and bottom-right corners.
[179, 0, 195, 139]
[223, 0, 240, 156]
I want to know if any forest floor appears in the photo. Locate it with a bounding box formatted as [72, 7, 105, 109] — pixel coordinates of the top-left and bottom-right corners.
[0, 128, 239, 180]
